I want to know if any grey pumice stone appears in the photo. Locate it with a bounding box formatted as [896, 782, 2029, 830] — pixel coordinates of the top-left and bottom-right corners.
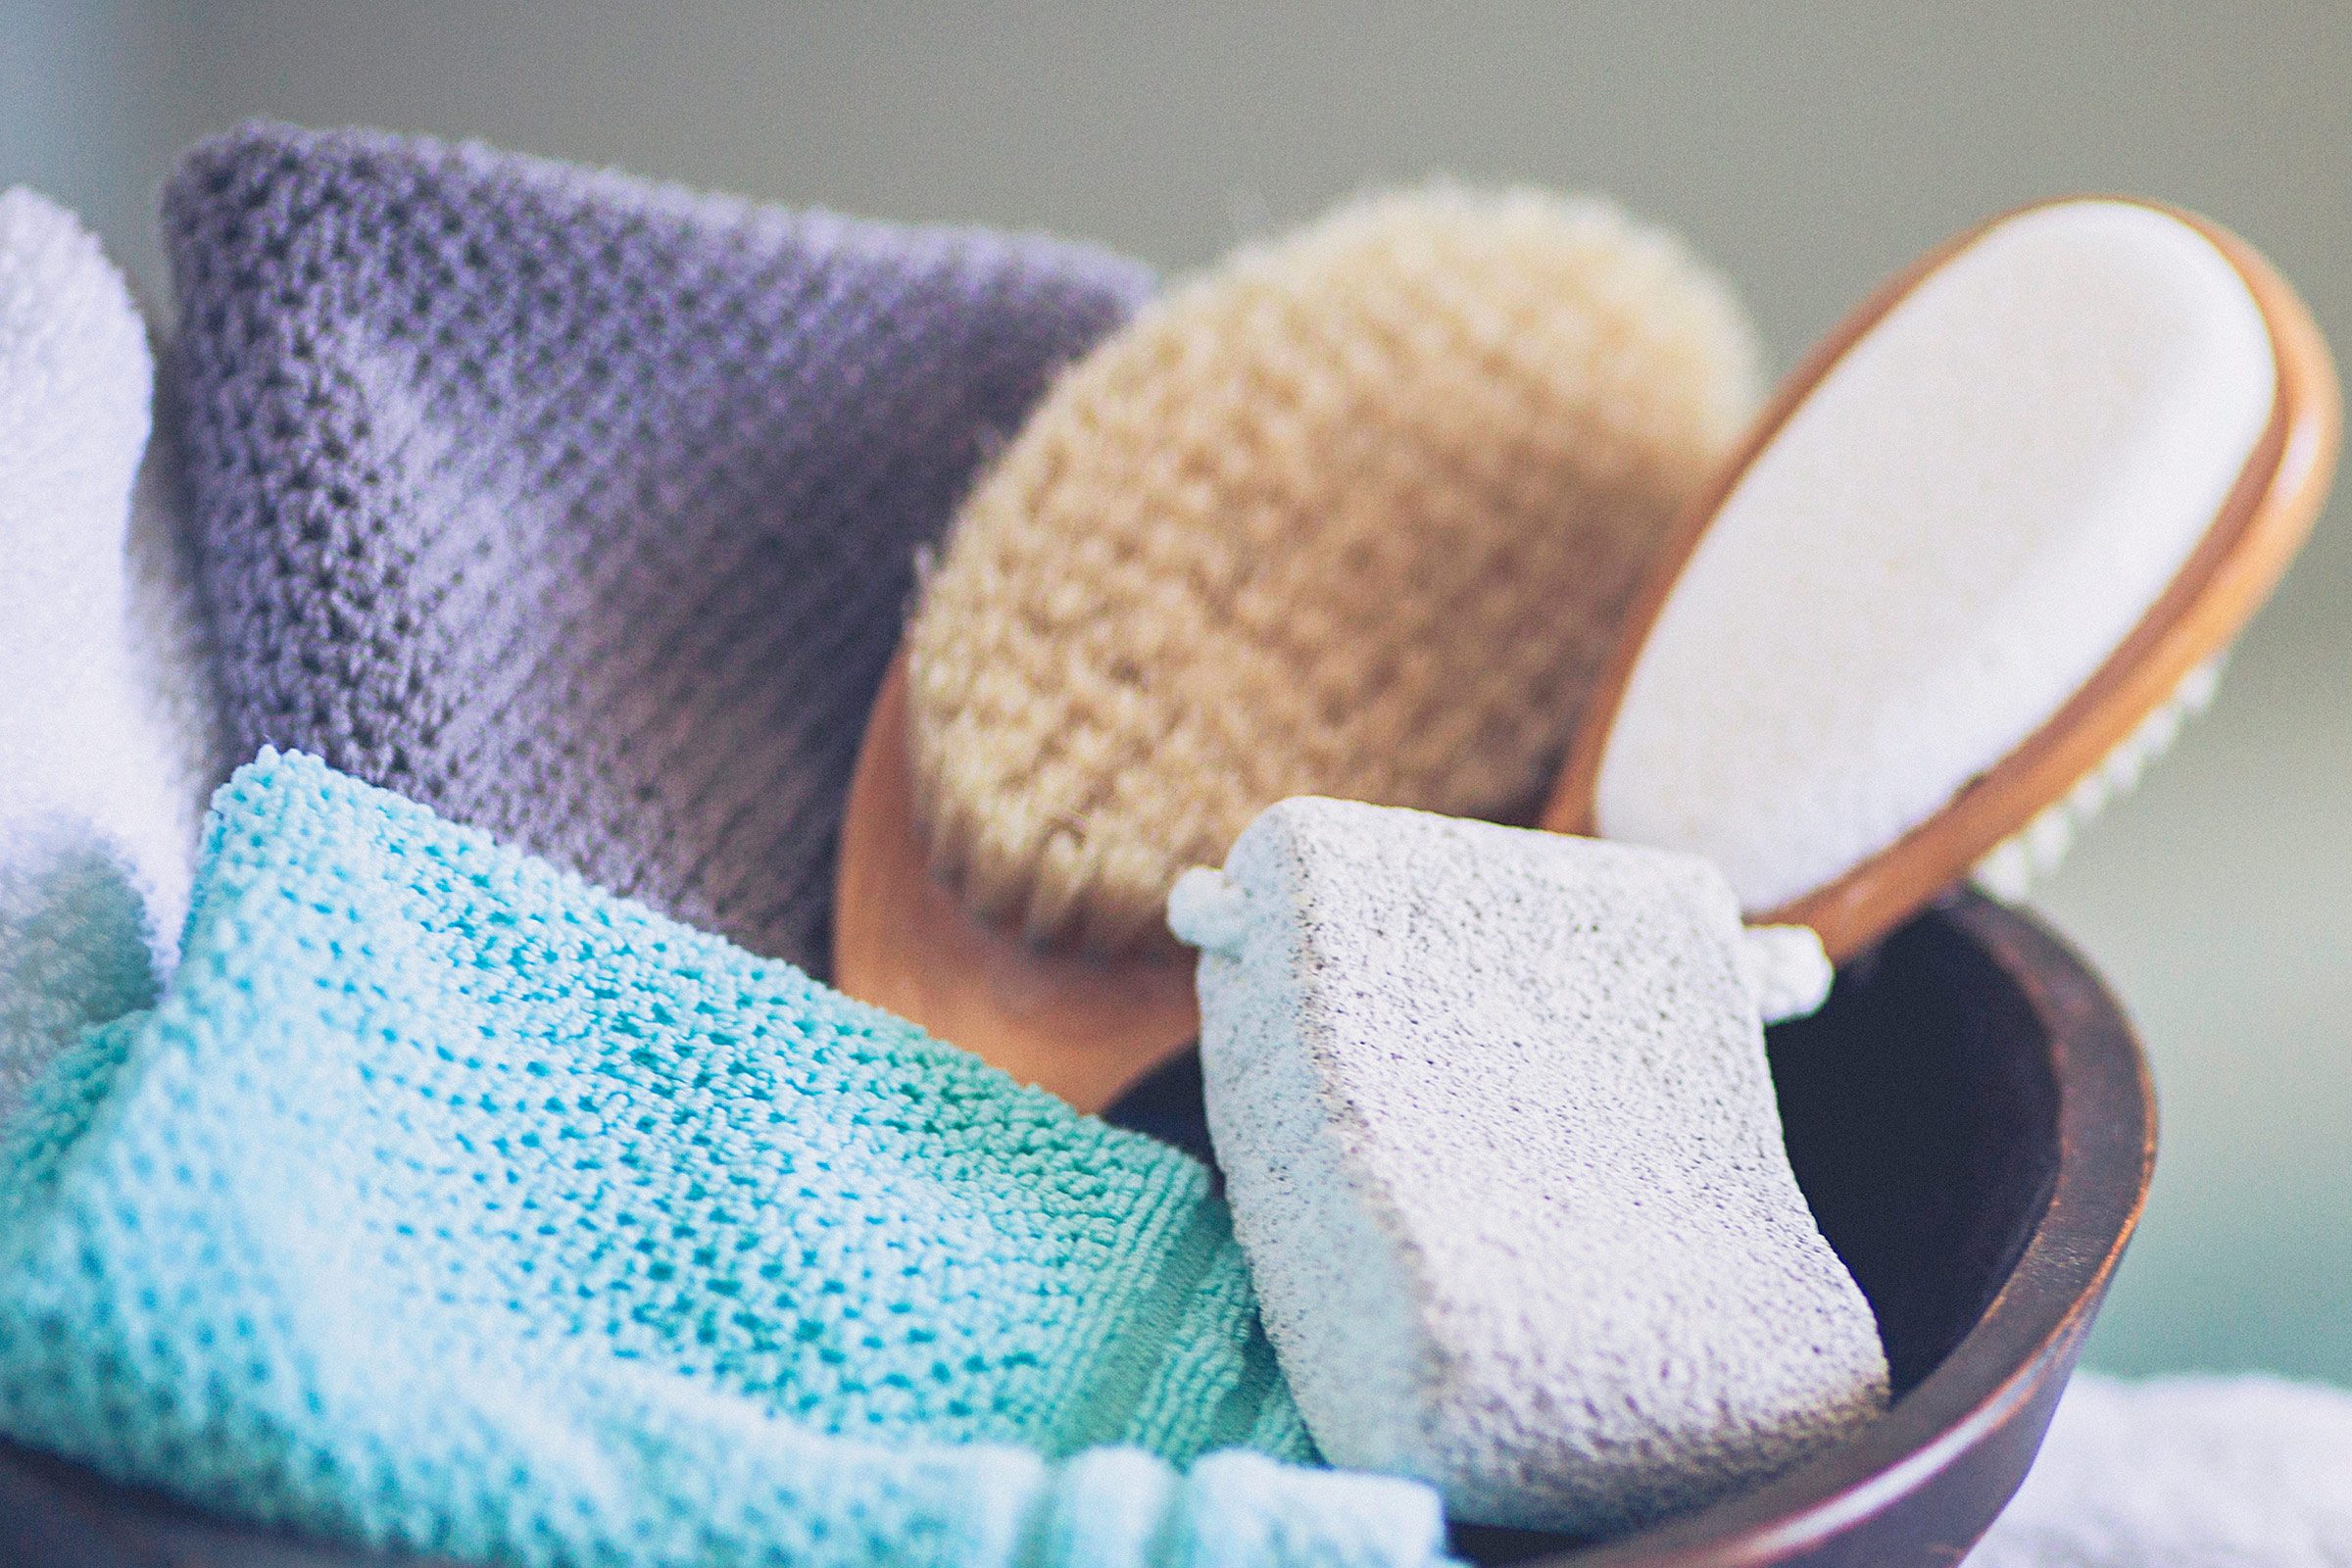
[1170, 798, 1887, 1535]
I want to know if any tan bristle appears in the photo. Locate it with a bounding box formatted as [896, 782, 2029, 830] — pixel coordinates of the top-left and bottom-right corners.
[905, 186, 1763, 953]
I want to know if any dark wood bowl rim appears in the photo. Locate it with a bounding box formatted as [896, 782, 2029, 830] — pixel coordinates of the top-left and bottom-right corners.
[1549, 893, 2156, 1567]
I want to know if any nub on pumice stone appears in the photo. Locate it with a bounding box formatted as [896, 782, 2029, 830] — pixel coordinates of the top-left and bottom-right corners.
[1170, 798, 1888, 1535]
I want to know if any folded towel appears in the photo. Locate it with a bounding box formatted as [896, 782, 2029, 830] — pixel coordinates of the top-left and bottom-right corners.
[1969, 1371, 2352, 1567]
[164, 121, 1153, 981]
[0, 750, 1452, 1568]
[0, 187, 227, 1125]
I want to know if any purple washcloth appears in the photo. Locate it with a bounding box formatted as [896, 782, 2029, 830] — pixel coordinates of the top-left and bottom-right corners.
[164, 122, 1152, 978]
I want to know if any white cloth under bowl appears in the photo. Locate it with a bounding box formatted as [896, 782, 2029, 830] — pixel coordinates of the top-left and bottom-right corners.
[1971, 1371, 2352, 1567]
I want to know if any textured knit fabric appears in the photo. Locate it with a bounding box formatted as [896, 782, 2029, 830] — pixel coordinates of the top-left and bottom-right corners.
[0, 751, 1462, 1568]
[1967, 1371, 2352, 1567]
[0, 187, 228, 1127]
[906, 188, 1760, 952]
[165, 121, 1153, 981]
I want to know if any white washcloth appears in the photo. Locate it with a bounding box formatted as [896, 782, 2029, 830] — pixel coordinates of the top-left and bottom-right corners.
[1971, 1371, 2352, 1566]
[0, 187, 227, 1121]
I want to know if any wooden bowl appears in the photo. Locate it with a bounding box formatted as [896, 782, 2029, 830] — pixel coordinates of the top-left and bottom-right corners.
[0, 893, 2151, 1567]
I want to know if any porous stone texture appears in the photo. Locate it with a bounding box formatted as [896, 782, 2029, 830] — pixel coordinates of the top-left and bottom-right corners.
[1176, 798, 1887, 1534]
[1596, 200, 2276, 915]
[907, 187, 1760, 953]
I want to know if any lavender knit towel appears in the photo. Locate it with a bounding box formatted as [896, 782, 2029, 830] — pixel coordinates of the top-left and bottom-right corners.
[165, 122, 1152, 979]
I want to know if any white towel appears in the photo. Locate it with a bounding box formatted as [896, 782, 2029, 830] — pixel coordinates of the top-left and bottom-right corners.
[0, 186, 227, 1120]
[1971, 1371, 2352, 1566]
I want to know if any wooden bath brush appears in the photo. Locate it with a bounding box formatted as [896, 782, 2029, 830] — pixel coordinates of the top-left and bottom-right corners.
[1545, 195, 2338, 959]
[835, 188, 1763, 1109]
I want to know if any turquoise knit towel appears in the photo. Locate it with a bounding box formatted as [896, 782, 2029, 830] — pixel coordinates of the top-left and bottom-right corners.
[0, 751, 1451, 1568]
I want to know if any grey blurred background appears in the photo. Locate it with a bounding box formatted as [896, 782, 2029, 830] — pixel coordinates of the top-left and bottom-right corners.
[7, 2, 2347, 1381]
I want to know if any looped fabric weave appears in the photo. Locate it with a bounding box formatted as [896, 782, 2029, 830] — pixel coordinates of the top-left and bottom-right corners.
[0, 751, 1451, 1568]
[165, 120, 1153, 981]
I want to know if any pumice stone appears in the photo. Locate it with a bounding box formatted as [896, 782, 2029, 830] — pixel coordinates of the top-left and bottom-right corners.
[1171, 797, 1886, 1534]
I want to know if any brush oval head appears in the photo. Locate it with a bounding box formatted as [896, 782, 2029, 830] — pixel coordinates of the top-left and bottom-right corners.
[834, 188, 1761, 1107]
[903, 187, 1761, 956]
[1545, 196, 2339, 960]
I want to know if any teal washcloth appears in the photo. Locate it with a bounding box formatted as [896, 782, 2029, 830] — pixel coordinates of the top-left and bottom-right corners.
[0, 751, 1451, 1568]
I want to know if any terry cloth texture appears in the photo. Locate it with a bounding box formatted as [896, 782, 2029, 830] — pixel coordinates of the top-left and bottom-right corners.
[165, 121, 1153, 981]
[906, 187, 1760, 953]
[0, 187, 228, 1128]
[0, 752, 1464, 1568]
[1968, 1372, 2352, 1567]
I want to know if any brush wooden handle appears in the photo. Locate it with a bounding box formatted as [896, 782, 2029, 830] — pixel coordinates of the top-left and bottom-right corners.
[834, 657, 1200, 1112]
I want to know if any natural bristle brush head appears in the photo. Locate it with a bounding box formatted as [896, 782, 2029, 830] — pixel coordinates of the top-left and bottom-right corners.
[1546, 197, 2339, 960]
[902, 187, 1762, 955]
